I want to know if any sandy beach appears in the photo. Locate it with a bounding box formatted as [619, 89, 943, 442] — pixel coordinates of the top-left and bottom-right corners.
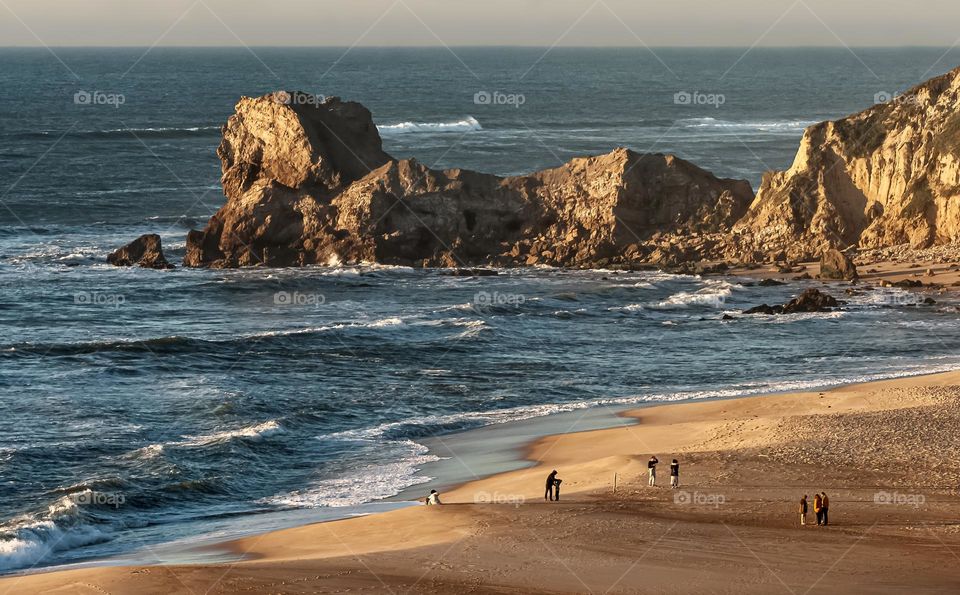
[5, 370, 960, 594]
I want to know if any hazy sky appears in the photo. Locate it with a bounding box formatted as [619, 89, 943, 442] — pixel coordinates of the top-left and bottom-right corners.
[2, 1, 959, 47]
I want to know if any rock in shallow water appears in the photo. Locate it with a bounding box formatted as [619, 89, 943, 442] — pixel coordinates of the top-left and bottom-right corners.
[107, 234, 173, 269]
[743, 288, 839, 316]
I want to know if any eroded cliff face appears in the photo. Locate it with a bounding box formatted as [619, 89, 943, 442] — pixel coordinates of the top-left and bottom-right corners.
[185, 92, 753, 268]
[734, 66, 960, 261]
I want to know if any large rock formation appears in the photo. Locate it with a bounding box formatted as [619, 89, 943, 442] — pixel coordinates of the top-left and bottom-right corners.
[733, 66, 960, 261]
[182, 65, 960, 270]
[184, 92, 753, 268]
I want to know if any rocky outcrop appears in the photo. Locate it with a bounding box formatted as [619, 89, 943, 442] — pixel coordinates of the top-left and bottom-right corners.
[107, 234, 173, 269]
[184, 92, 753, 268]
[733, 66, 960, 261]
[743, 288, 840, 316]
[819, 248, 858, 280]
[182, 65, 960, 270]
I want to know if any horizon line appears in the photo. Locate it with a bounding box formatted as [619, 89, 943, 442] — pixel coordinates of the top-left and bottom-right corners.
[1, 44, 958, 50]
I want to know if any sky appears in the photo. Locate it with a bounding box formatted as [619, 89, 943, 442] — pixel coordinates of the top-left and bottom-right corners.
[2, 1, 959, 47]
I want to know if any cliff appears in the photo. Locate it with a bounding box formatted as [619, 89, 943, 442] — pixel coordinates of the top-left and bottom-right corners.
[733, 66, 960, 261]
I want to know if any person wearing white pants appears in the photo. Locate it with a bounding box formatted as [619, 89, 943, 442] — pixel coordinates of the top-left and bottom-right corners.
[647, 456, 659, 486]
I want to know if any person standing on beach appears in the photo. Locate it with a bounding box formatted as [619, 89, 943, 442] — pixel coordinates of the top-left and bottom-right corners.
[799, 495, 808, 525]
[553, 478, 563, 501]
[813, 493, 823, 526]
[821, 492, 829, 526]
[647, 456, 659, 487]
[545, 470, 558, 501]
[669, 459, 680, 489]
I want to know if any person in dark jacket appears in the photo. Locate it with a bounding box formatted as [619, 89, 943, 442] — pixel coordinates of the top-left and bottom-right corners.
[647, 456, 659, 487]
[545, 470, 558, 501]
[821, 492, 829, 526]
[799, 495, 808, 525]
[669, 459, 680, 489]
[553, 477, 563, 501]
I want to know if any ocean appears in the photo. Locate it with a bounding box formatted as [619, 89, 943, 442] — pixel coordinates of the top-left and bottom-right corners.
[2, 47, 960, 572]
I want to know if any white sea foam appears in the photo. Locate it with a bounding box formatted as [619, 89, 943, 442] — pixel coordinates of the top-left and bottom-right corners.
[763, 311, 847, 323]
[849, 289, 926, 307]
[263, 440, 441, 508]
[367, 317, 404, 328]
[130, 444, 165, 459]
[102, 126, 220, 134]
[0, 496, 110, 572]
[0, 521, 111, 571]
[77, 186, 203, 197]
[176, 420, 283, 448]
[240, 317, 406, 340]
[679, 117, 818, 132]
[647, 280, 736, 310]
[321, 360, 960, 449]
[377, 116, 482, 135]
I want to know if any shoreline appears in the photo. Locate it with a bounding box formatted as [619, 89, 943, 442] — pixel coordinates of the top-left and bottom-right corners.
[6, 368, 960, 592]
[4, 261, 957, 580]
[7, 362, 957, 578]
[405, 361, 960, 500]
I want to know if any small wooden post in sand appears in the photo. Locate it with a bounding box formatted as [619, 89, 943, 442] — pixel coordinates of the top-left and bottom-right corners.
[614, 473, 618, 493]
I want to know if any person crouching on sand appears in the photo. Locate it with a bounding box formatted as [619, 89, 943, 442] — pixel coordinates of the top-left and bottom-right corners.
[799, 494, 808, 526]
[669, 459, 679, 489]
[647, 456, 659, 487]
[425, 490, 442, 505]
[813, 493, 823, 525]
[821, 492, 829, 526]
[545, 470, 559, 501]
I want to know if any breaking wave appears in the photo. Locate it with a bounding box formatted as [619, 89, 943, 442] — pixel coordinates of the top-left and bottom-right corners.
[377, 116, 482, 135]
[174, 420, 284, 448]
[678, 117, 818, 132]
[263, 440, 440, 508]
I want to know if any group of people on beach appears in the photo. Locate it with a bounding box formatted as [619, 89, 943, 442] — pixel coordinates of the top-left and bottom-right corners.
[647, 456, 680, 488]
[799, 493, 829, 526]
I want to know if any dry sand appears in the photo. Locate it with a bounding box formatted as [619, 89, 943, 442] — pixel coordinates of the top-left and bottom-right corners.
[4, 372, 960, 594]
[732, 256, 960, 289]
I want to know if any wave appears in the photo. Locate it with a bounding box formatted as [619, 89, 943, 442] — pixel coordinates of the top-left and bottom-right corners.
[241, 317, 406, 340]
[323, 360, 960, 447]
[678, 117, 818, 132]
[263, 440, 440, 509]
[15, 126, 222, 140]
[2, 314, 493, 359]
[1, 317, 412, 357]
[758, 311, 847, 323]
[377, 116, 481, 135]
[847, 288, 928, 308]
[174, 420, 283, 448]
[126, 444, 165, 460]
[68, 188, 217, 202]
[0, 494, 111, 572]
[646, 280, 736, 310]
